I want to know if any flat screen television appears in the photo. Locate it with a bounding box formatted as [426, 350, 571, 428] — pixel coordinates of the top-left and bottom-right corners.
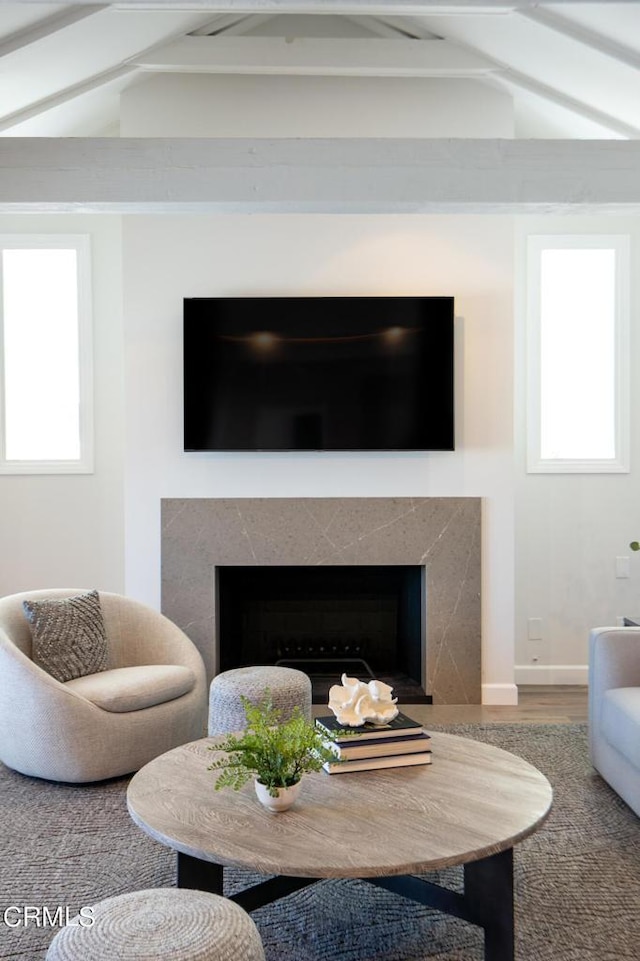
[183, 296, 454, 452]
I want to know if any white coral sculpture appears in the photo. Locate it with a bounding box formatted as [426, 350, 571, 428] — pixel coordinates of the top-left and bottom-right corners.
[327, 674, 399, 727]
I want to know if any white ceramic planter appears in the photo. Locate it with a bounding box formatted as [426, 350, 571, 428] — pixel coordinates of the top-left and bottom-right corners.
[254, 779, 302, 813]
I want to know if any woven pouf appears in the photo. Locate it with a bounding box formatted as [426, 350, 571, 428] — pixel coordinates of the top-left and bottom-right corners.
[45, 888, 265, 961]
[208, 665, 312, 735]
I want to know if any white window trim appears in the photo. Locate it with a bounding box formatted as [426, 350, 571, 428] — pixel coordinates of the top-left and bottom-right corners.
[0, 234, 93, 474]
[526, 234, 630, 474]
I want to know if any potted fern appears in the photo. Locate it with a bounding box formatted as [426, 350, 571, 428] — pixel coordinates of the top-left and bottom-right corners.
[208, 694, 335, 812]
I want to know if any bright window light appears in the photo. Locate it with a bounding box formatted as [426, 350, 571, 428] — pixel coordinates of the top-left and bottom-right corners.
[527, 235, 629, 473]
[540, 249, 615, 459]
[3, 249, 80, 460]
[0, 236, 92, 473]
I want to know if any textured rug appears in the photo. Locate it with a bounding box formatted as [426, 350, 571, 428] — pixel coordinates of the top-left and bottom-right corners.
[2, 723, 640, 961]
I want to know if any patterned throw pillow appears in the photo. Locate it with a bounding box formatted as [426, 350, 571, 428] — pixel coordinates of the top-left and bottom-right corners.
[23, 589, 111, 683]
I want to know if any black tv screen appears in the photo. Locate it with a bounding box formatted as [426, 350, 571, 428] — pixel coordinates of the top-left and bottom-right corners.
[183, 296, 454, 452]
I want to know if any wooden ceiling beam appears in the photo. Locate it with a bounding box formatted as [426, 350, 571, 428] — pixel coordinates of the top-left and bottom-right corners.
[1, 137, 640, 214]
[108, 2, 598, 12]
[500, 68, 640, 139]
[0, 67, 135, 134]
[190, 13, 274, 36]
[520, 7, 640, 73]
[132, 35, 500, 76]
[0, 6, 109, 60]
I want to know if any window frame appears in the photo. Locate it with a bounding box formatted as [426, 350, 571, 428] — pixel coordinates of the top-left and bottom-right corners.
[0, 234, 93, 475]
[526, 233, 630, 474]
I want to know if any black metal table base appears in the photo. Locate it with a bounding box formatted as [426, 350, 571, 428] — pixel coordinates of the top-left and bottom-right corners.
[177, 847, 514, 961]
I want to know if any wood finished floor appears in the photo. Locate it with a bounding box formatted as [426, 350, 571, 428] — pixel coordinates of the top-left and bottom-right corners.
[314, 686, 588, 726]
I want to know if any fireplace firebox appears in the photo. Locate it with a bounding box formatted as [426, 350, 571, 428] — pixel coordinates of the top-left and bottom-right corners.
[217, 565, 430, 704]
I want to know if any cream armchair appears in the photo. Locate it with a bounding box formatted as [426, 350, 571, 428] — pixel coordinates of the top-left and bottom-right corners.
[589, 626, 640, 817]
[0, 589, 207, 783]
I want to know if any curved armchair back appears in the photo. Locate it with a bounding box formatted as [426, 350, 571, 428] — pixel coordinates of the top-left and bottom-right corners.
[0, 588, 207, 782]
[0, 589, 204, 671]
[0, 590, 43, 657]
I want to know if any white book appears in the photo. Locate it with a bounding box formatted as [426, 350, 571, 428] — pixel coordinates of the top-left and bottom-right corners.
[322, 751, 432, 775]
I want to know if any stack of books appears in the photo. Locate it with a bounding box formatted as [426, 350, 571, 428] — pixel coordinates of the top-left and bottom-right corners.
[315, 712, 432, 774]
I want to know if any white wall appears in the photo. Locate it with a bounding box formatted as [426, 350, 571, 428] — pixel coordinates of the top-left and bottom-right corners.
[514, 215, 640, 684]
[3, 66, 636, 697]
[123, 213, 515, 701]
[119, 67, 516, 703]
[121, 74, 514, 138]
[0, 214, 125, 596]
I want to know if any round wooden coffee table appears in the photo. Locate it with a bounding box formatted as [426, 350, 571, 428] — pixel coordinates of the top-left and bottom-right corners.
[127, 732, 552, 961]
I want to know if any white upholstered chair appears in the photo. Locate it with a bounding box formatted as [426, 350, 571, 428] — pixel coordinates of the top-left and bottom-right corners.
[0, 589, 207, 783]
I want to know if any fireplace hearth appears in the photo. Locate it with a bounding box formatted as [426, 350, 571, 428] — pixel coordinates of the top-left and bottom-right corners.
[217, 565, 430, 703]
[161, 497, 481, 705]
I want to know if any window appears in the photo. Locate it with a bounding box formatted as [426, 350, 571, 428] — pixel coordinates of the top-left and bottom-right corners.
[0, 236, 93, 473]
[526, 235, 630, 473]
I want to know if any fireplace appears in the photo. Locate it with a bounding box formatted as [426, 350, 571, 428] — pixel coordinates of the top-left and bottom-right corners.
[217, 565, 429, 703]
[161, 497, 481, 705]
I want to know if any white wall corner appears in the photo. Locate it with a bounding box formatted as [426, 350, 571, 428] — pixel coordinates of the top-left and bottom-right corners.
[482, 683, 519, 706]
[514, 664, 588, 685]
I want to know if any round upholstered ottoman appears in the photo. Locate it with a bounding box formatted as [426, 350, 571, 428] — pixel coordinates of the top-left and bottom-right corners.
[45, 888, 265, 961]
[208, 665, 312, 735]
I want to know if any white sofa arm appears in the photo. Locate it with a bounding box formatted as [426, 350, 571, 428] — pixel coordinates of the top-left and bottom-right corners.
[589, 627, 640, 757]
[589, 627, 640, 698]
[588, 626, 640, 815]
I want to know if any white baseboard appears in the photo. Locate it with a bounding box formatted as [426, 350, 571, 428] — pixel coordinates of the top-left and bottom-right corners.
[482, 683, 519, 706]
[514, 664, 588, 685]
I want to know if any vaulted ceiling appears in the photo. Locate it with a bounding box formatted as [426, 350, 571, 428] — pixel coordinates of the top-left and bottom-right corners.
[1, 1, 639, 139]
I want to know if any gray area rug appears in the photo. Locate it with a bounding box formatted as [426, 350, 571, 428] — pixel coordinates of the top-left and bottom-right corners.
[2, 723, 639, 960]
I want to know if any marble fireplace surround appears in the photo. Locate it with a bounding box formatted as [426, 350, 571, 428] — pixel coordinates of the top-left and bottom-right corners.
[161, 497, 481, 705]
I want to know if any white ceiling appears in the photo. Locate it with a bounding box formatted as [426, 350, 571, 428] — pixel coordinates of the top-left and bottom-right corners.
[1, 1, 639, 138]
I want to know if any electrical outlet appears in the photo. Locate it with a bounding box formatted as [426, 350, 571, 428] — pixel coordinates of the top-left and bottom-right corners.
[616, 556, 631, 579]
[528, 618, 543, 640]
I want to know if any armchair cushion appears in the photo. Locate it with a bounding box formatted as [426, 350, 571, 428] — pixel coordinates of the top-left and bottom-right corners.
[65, 664, 196, 713]
[601, 687, 640, 770]
[23, 589, 110, 683]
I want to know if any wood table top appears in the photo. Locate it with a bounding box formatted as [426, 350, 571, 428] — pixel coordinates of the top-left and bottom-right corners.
[127, 732, 553, 880]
